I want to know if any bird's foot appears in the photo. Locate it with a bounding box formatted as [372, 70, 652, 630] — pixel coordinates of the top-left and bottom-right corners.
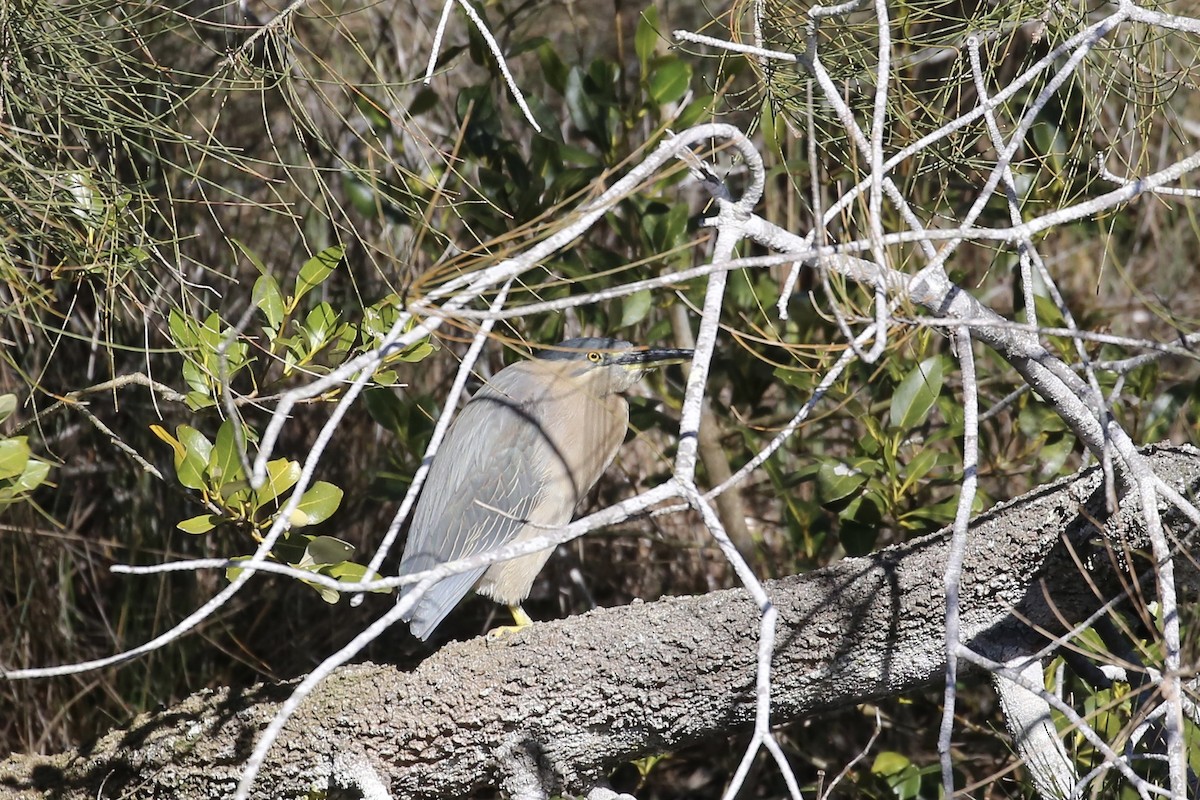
[486, 605, 533, 639]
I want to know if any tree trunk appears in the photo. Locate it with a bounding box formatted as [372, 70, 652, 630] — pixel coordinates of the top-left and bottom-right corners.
[3, 444, 1196, 800]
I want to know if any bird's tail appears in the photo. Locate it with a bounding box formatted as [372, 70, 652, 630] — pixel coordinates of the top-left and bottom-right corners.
[397, 554, 487, 640]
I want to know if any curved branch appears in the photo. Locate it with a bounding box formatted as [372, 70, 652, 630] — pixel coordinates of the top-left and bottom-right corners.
[3, 445, 1196, 800]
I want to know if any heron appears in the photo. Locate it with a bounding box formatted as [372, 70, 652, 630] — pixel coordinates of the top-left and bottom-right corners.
[397, 337, 692, 640]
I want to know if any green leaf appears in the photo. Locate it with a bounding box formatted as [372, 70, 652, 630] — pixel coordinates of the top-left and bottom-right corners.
[889, 357, 943, 430]
[648, 59, 691, 106]
[197, 311, 223, 352]
[841, 489, 884, 526]
[817, 459, 867, 504]
[661, 203, 689, 249]
[900, 492, 983, 530]
[253, 273, 285, 330]
[363, 387, 406, 433]
[223, 337, 252, 375]
[619, 290, 653, 327]
[299, 535, 354, 566]
[273, 534, 310, 564]
[550, 141, 601, 168]
[0, 394, 17, 425]
[0, 438, 31, 481]
[872, 751, 912, 776]
[178, 515, 219, 534]
[773, 366, 815, 392]
[253, 459, 302, 508]
[208, 420, 247, 487]
[0, 454, 49, 512]
[408, 87, 439, 117]
[361, 300, 396, 338]
[342, 171, 378, 217]
[389, 340, 436, 363]
[12, 458, 49, 493]
[1018, 401, 1069, 437]
[225, 555, 252, 583]
[871, 751, 925, 799]
[322, 561, 391, 594]
[177, 425, 212, 463]
[353, 86, 393, 133]
[676, 91, 715, 128]
[635, 6, 660, 70]
[901, 447, 941, 491]
[304, 302, 338, 348]
[167, 309, 196, 349]
[564, 66, 599, 134]
[181, 359, 210, 395]
[218, 477, 252, 505]
[185, 391, 216, 411]
[175, 425, 213, 491]
[1036, 434, 1075, 478]
[294, 245, 344, 305]
[288, 481, 343, 528]
[330, 316, 359, 358]
[304, 579, 342, 604]
[838, 516, 879, 556]
[232, 239, 269, 275]
[535, 41, 569, 95]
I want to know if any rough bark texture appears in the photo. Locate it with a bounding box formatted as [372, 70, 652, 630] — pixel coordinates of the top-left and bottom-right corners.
[2, 445, 1197, 800]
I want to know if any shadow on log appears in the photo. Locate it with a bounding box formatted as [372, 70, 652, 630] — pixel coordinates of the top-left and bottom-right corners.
[2, 444, 1197, 799]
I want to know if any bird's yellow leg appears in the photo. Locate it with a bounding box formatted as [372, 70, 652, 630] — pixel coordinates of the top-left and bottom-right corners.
[486, 605, 533, 639]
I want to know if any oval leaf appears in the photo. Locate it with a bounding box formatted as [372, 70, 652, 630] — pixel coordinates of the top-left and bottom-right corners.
[304, 302, 338, 348]
[817, 459, 866, 504]
[901, 447, 941, 491]
[0, 394, 17, 425]
[178, 514, 219, 534]
[872, 751, 912, 777]
[167, 308, 196, 349]
[13, 459, 50, 493]
[648, 60, 691, 106]
[224, 555, 251, 583]
[289, 481, 344, 528]
[0, 438, 31, 481]
[253, 273, 284, 330]
[323, 561, 390, 594]
[253, 459, 302, 508]
[619, 289, 653, 327]
[175, 425, 213, 491]
[301, 535, 354, 566]
[295, 245, 344, 304]
[209, 420, 247, 487]
[889, 357, 944, 431]
[232, 239, 269, 275]
[302, 577, 342, 604]
[635, 6, 660, 69]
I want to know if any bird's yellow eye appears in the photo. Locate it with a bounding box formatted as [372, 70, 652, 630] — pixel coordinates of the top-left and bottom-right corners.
[587, 351, 603, 363]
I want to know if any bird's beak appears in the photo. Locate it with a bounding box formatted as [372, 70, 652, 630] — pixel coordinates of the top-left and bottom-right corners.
[612, 347, 694, 370]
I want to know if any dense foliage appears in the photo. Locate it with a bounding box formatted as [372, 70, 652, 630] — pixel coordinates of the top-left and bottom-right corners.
[1, 0, 1198, 796]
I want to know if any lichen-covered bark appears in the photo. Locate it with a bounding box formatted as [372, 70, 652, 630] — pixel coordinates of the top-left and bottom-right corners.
[3, 445, 1197, 800]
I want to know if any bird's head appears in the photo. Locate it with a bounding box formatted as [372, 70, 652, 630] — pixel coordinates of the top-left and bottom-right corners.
[538, 337, 693, 394]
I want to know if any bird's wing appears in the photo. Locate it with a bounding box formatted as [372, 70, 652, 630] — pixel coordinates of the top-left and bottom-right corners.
[398, 381, 558, 639]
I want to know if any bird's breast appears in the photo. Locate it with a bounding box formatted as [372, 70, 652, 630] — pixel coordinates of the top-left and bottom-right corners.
[521, 385, 627, 507]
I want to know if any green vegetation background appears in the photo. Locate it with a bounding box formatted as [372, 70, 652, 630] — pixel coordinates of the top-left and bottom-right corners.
[1, 0, 1198, 796]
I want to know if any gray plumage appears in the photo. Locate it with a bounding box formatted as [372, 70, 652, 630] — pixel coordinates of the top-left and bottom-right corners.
[397, 337, 691, 640]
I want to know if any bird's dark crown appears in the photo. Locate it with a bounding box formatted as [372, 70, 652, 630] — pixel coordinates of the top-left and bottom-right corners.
[537, 337, 633, 362]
